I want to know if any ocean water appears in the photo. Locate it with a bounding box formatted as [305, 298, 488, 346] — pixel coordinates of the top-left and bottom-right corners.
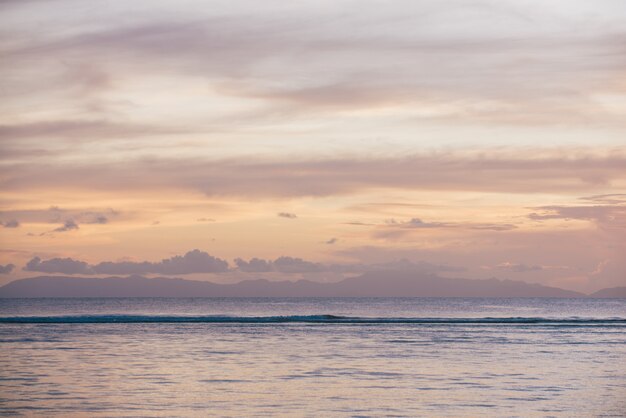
[1, 298, 625, 417]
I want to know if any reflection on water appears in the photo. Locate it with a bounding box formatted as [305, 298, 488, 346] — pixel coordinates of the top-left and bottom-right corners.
[1, 298, 625, 416]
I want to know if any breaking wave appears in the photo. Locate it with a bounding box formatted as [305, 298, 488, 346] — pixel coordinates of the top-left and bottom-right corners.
[1, 315, 625, 325]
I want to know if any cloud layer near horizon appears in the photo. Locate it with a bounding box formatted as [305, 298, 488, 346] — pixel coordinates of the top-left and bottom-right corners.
[22, 250, 463, 277]
[1, 0, 625, 294]
[25, 250, 229, 275]
[3, 152, 625, 197]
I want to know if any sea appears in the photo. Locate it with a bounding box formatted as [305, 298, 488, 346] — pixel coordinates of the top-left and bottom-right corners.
[1, 297, 625, 417]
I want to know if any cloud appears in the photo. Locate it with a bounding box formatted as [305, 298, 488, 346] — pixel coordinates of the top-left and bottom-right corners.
[0, 120, 180, 142]
[388, 217, 516, 231]
[233, 255, 462, 275]
[273, 256, 324, 273]
[3, 151, 624, 198]
[277, 212, 297, 219]
[494, 262, 543, 273]
[1, 220, 19, 228]
[0, 207, 117, 225]
[53, 219, 79, 232]
[93, 250, 229, 275]
[234, 257, 273, 273]
[580, 194, 626, 205]
[528, 204, 626, 227]
[375, 217, 517, 239]
[79, 213, 108, 224]
[0, 264, 15, 274]
[370, 259, 465, 274]
[1, 207, 116, 235]
[389, 218, 448, 228]
[3, 2, 625, 128]
[235, 256, 325, 273]
[467, 223, 517, 231]
[23, 250, 230, 275]
[197, 218, 215, 222]
[589, 258, 626, 290]
[12, 248, 490, 281]
[25, 256, 92, 275]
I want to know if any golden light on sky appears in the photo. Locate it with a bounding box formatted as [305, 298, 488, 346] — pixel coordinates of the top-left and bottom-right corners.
[1, 0, 625, 292]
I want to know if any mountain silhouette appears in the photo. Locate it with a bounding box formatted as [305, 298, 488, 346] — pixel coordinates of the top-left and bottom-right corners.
[0, 271, 586, 298]
[588, 287, 626, 298]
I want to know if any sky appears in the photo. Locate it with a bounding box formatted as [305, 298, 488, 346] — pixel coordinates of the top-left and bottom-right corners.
[1, 0, 625, 293]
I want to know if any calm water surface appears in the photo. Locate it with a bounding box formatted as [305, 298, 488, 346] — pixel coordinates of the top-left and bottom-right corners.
[1, 298, 625, 417]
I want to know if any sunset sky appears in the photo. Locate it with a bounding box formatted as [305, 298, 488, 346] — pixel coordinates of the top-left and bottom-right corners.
[1, 0, 625, 292]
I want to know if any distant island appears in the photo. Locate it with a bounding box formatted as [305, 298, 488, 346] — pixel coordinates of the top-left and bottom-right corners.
[1, 270, 613, 298]
[588, 287, 626, 298]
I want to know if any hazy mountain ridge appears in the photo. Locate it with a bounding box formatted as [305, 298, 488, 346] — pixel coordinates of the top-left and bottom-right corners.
[588, 287, 626, 298]
[0, 271, 596, 298]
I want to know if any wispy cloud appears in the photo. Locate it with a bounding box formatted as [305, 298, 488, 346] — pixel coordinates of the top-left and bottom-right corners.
[277, 212, 297, 219]
[487, 262, 570, 273]
[1, 220, 19, 228]
[3, 152, 624, 197]
[52, 219, 79, 232]
[374, 217, 517, 240]
[0, 120, 179, 141]
[0, 207, 118, 225]
[493, 262, 543, 273]
[528, 204, 626, 227]
[580, 194, 626, 205]
[3, 1, 625, 128]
